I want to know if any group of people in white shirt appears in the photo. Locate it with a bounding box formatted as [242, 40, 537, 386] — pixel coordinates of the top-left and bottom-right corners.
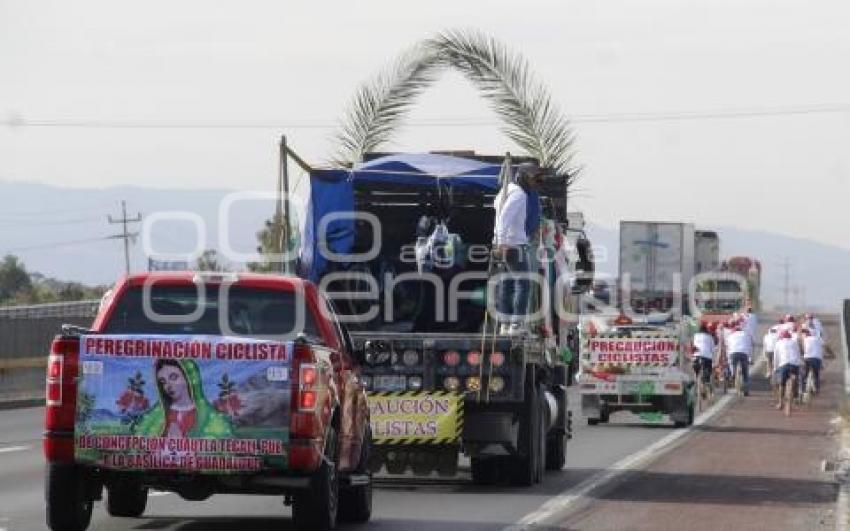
[691, 307, 759, 396]
[691, 309, 827, 409]
[763, 313, 827, 409]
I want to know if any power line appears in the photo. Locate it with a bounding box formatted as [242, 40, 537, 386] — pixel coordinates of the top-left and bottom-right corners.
[2, 102, 849, 130]
[0, 215, 103, 227]
[4, 235, 114, 252]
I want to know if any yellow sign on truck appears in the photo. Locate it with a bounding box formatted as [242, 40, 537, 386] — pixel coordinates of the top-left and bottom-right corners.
[367, 391, 463, 445]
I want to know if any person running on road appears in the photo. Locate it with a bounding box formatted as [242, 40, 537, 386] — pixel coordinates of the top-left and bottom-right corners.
[692, 323, 716, 386]
[774, 329, 802, 409]
[725, 324, 753, 396]
[801, 328, 824, 395]
[762, 325, 779, 378]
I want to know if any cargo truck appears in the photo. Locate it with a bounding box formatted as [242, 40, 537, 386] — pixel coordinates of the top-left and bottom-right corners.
[292, 151, 585, 486]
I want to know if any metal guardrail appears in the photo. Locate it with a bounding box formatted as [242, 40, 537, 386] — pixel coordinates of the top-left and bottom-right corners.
[0, 300, 100, 319]
[0, 300, 99, 361]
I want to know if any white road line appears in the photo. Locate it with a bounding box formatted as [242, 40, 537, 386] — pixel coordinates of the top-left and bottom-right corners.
[504, 357, 767, 531]
[0, 445, 30, 454]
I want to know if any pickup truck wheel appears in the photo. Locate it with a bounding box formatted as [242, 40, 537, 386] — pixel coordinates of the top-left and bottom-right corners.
[106, 480, 148, 517]
[471, 457, 501, 485]
[293, 426, 339, 531]
[338, 428, 372, 523]
[510, 374, 539, 486]
[45, 463, 93, 531]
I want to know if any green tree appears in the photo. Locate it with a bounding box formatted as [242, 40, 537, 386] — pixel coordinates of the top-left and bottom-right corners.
[247, 212, 299, 274]
[193, 249, 226, 272]
[0, 255, 33, 303]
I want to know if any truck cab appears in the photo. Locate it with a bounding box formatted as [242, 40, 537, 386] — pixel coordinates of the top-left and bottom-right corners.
[44, 272, 371, 531]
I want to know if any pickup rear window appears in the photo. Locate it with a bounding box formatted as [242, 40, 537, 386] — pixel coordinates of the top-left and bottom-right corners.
[103, 285, 320, 338]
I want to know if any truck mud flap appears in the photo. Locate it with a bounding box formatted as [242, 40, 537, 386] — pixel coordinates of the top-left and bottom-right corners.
[462, 411, 517, 448]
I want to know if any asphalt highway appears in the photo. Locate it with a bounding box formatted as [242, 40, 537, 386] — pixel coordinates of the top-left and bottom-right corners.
[0, 387, 681, 531]
[1, 316, 818, 531]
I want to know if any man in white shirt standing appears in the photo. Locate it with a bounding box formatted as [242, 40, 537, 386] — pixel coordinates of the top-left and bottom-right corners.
[725, 325, 753, 396]
[801, 328, 824, 394]
[493, 163, 538, 334]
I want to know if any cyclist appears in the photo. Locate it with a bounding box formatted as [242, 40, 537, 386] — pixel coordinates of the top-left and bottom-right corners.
[774, 329, 802, 410]
[762, 325, 779, 378]
[725, 324, 753, 396]
[692, 323, 716, 390]
[743, 306, 758, 348]
[801, 328, 824, 395]
[804, 313, 826, 340]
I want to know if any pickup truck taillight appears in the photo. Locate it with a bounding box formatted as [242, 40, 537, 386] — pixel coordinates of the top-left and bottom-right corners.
[44, 337, 80, 464]
[298, 364, 318, 411]
[46, 353, 63, 406]
[289, 342, 324, 470]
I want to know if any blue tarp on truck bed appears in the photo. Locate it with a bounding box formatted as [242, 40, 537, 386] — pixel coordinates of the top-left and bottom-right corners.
[299, 153, 506, 282]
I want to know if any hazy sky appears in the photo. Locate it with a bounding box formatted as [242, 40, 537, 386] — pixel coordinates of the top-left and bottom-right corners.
[1, 0, 849, 251]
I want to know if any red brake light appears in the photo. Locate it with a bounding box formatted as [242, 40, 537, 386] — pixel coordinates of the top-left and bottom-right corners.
[301, 366, 317, 386]
[46, 354, 63, 406]
[300, 390, 317, 410]
[490, 351, 505, 367]
[443, 350, 460, 366]
[467, 350, 481, 366]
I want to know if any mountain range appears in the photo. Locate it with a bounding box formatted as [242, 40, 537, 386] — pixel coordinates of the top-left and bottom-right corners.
[2, 180, 847, 310]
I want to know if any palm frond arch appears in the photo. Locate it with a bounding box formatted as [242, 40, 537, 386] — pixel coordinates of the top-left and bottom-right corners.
[332, 30, 579, 185]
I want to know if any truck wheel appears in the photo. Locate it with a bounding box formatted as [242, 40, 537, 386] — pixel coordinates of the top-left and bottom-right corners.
[338, 428, 372, 524]
[106, 480, 148, 517]
[545, 433, 567, 471]
[510, 374, 539, 486]
[45, 463, 93, 531]
[599, 407, 610, 424]
[293, 426, 339, 531]
[587, 417, 600, 426]
[673, 398, 695, 428]
[535, 384, 547, 483]
[471, 457, 500, 485]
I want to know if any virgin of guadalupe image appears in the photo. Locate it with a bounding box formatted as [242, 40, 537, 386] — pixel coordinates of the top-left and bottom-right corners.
[134, 359, 234, 439]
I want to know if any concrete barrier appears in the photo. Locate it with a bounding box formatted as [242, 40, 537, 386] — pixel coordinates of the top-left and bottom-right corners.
[0, 300, 98, 404]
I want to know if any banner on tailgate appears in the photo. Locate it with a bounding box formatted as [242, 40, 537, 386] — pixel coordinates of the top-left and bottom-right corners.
[586, 337, 680, 367]
[74, 334, 292, 473]
[367, 391, 463, 445]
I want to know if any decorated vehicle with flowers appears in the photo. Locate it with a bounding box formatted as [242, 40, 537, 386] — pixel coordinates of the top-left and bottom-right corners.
[44, 272, 371, 531]
[577, 316, 695, 427]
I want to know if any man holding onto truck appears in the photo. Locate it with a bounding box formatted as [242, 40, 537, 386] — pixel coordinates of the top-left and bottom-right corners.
[493, 163, 538, 334]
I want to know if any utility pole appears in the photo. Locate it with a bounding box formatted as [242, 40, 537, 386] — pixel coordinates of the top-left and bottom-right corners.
[108, 200, 142, 275]
[781, 256, 791, 310]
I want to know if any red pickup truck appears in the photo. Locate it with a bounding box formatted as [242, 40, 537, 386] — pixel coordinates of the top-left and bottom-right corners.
[44, 272, 371, 531]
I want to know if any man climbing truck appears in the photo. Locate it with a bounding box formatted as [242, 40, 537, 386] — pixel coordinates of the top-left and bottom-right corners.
[292, 150, 588, 485]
